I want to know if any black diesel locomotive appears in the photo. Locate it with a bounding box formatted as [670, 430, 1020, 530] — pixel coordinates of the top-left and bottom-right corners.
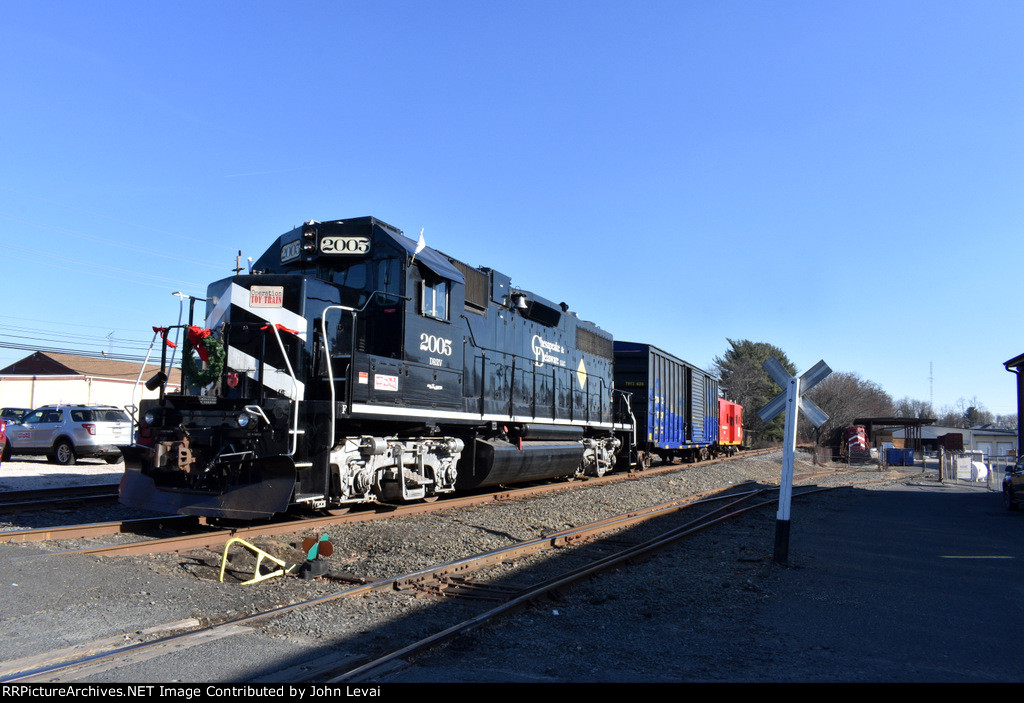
[121, 217, 637, 519]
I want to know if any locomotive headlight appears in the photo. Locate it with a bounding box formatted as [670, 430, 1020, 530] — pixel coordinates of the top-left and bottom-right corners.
[301, 221, 318, 253]
[143, 409, 159, 426]
[236, 411, 252, 428]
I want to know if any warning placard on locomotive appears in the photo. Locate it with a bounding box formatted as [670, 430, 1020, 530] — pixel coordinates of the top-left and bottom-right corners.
[249, 286, 284, 308]
[374, 373, 398, 392]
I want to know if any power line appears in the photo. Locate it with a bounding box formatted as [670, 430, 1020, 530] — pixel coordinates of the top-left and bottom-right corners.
[0, 341, 152, 364]
[0, 324, 151, 346]
[0, 332, 152, 352]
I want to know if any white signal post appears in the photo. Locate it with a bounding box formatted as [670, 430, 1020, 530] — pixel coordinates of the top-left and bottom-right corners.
[758, 358, 832, 565]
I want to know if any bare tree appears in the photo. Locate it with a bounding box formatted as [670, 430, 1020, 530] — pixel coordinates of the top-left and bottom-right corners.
[893, 396, 935, 419]
[937, 397, 995, 428]
[802, 371, 894, 444]
[935, 404, 965, 428]
[995, 413, 1019, 430]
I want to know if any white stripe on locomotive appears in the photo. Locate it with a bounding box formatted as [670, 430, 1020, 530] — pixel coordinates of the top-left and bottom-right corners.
[206, 282, 307, 340]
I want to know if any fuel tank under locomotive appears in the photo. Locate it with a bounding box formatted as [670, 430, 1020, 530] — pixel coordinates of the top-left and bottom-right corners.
[456, 424, 617, 490]
[459, 439, 584, 489]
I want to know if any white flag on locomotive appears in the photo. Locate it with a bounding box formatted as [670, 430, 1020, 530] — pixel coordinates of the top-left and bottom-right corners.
[411, 228, 426, 264]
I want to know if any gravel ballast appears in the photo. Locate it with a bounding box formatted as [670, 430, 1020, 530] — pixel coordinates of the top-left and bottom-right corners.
[1, 452, 1018, 683]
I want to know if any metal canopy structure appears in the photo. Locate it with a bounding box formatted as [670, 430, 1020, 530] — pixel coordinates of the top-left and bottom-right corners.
[853, 416, 936, 452]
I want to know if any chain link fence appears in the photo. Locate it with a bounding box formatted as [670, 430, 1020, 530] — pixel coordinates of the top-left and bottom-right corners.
[939, 449, 1015, 491]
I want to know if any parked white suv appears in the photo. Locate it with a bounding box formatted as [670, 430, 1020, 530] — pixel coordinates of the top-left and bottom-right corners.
[1, 404, 131, 465]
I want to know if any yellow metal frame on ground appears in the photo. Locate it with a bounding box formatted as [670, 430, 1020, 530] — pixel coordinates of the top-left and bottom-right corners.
[219, 537, 299, 584]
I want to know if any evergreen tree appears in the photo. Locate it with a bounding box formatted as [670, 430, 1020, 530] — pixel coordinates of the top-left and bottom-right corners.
[713, 339, 795, 443]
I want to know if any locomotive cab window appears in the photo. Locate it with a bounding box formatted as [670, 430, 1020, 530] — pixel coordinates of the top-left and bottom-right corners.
[377, 256, 402, 298]
[421, 276, 450, 321]
[329, 261, 370, 308]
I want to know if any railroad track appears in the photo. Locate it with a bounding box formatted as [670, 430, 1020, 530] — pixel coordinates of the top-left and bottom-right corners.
[0, 468, 895, 683]
[0, 448, 782, 557]
[332, 480, 891, 683]
[0, 484, 119, 513]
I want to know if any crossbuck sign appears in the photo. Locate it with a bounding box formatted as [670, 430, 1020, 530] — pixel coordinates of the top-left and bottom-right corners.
[757, 357, 832, 564]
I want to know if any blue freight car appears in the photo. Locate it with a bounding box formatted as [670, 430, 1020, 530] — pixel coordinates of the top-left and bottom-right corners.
[613, 341, 720, 467]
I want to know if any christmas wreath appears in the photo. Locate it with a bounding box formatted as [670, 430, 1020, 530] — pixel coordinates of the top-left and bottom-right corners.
[182, 326, 225, 387]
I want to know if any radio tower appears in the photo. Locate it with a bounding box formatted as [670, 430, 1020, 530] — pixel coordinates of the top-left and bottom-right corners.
[929, 361, 933, 411]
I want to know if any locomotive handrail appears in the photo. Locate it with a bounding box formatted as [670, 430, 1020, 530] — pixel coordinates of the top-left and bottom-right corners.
[129, 327, 162, 426]
[321, 304, 359, 450]
[140, 323, 195, 398]
[320, 292, 410, 450]
[462, 313, 548, 361]
[461, 314, 615, 425]
[244, 404, 271, 426]
[264, 323, 303, 456]
[612, 388, 638, 453]
[459, 314, 481, 349]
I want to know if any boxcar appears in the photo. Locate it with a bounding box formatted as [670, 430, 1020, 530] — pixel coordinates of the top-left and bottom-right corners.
[613, 341, 720, 466]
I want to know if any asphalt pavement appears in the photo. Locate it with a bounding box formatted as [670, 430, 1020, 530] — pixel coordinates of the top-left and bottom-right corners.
[745, 474, 1024, 682]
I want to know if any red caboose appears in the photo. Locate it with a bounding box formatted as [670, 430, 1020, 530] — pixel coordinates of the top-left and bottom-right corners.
[718, 398, 743, 450]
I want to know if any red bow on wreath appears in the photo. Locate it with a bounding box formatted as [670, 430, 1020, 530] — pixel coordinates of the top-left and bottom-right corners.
[187, 326, 214, 362]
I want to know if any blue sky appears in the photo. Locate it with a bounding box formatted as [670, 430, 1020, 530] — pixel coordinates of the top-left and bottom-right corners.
[1, 1, 1021, 415]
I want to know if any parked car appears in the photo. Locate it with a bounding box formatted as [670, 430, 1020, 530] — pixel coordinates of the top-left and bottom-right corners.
[0, 407, 30, 424]
[1, 404, 131, 465]
[1003, 455, 1024, 511]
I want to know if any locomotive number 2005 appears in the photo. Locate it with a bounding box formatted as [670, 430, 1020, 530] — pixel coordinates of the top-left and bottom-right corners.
[420, 333, 453, 356]
[320, 236, 371, 254]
